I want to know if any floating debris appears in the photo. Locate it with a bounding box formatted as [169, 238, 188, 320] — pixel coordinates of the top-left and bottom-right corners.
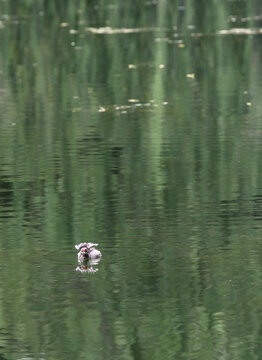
[98, 106, 106, 112]
[159, 64, 165, 69]
[157, 37, 174, 43]
[85, 26, 166, 34]
[229, 15, 237, 23]
[115, 105, 131, 110]
[186, 73, 195, 79]
[217, 28, 262, 35]
[191, 32, 204, 38]
[113, 101, 166, 114]
[128, 64, 136, 69]
[65, 25, 262, 39]
[178, 43, 185, 48]
[128, 99, 139, 103]
[246, 102, 252, 106]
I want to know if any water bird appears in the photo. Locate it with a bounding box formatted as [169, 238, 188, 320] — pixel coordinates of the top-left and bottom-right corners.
[75, 242, 102, 262]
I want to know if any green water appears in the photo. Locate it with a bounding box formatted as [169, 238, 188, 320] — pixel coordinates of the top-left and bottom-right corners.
[1, 1, 262, 359]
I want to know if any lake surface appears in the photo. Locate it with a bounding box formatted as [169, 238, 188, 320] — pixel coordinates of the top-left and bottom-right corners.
[1, 1, 262, 359]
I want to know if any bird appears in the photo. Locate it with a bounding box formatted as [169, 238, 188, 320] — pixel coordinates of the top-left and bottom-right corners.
[75, 242, 102, 262]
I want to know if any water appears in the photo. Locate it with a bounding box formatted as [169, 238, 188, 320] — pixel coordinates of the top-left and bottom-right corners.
[0, 1, 262, 359]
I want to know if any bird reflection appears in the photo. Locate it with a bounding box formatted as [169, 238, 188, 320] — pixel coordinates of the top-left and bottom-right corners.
[75, 258, 102, 273]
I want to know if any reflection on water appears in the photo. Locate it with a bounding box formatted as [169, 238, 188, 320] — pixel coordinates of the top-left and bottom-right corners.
[76, 258, 102, 273]
[0, 0, 262, 359]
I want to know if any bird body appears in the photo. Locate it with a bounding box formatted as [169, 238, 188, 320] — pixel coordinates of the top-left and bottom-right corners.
[75, 242, 102, 262]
